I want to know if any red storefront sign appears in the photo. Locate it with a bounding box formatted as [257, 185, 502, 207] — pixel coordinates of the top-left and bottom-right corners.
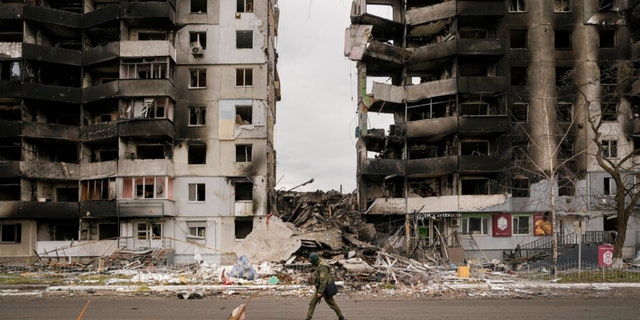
[598, 245, 614, 267]
[492, 213, 511, 237]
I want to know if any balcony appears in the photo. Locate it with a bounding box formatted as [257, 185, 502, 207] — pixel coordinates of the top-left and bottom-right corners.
[80, 160, 117, 179]
[0, 161, 20, 178]
[80, 122, 118, 141]
[82, 79, 175, 103]
[80, 200, 118, 218]
[0, 80, 22, 99]
[23, 5, 83, 28]
[0, 121, 21, 138]
[458, 115, 509, 135]
[117, 199, 175, 217]
[349, 1, 403, 42]
[121, 0, 177, 27]
[117, 118, 174, 139]
[20, 161, 80, 180]
[18, 201, 79, 219]
[117, 159, 174, 176]
[120, 40, 176, 60]
[407, 156, 457, 178]
[359, 158, 405, 177]
[459, 155, 507, 173]
[371, 79, 457, 104]
[22, 122, 79, 140]
[22, 83, 81, 103]
[22, 43, 82, 66]
[83, 42, 120, 66]
[83, 4, 120, 28]
[406, 116, 458, 140]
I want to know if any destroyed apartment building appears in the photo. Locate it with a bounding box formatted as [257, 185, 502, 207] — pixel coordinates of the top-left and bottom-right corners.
[0, 0, 280, 266]
[345, 0, 640, 264]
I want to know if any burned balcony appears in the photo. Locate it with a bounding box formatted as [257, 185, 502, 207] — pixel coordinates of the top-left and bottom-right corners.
[0, 80, 22, 99]
[83, 42, 120, 65]
[406, 117, 458, 140]
[0, 121, 21, 138]
[0, 1, 23, 19]
[458, 115, 509, 135]
[22, 43, 82, 66]
[121, 0, 177, 27]
[459, 155, 507, 173]
[407, 155, 457, 178]
[8, 201, 80, 219]
[80, 122, 118, 141]
[19, 160, 80, 180]
[349, 1, 403, 42]
[22, 122, 79, 140]
[80, 160, 117, 180]
[83, 4, 121, 29]
[83, 79, 176, 103]
[22, 83, 82, 103]
[23, 5, 83, 29]
[359, 158, 405, 177]
[80, 200, 117, 219]
[118, 118, 174, 139]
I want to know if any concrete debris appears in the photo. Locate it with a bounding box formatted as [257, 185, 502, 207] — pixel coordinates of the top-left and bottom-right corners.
[233, 215, 301, 263]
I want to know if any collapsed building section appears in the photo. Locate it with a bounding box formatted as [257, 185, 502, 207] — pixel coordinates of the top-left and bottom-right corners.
[346, 0, 640, 264]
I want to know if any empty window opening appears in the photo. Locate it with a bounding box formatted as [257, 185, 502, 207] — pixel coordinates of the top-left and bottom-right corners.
[510, 30, 527, 48]
[459, 64, 489, 77]
[459, 27, 489, 39]
[190, 31, 207, 49]
[554, 0, 571, 12]
[511, 67, 527, 86]
[602, 140, 618, 158]
[136, 145, 165, 159]
[236, 30, 253, 49]
[599, 29, 616, 48]
[512, 178, 530, 197]
[558, 176, 575, 196]
[0, 178, 20, 200]
[555, 67, 573, 86]
[601, 101, 618, 121]
[189, 69, 207, 88]
[555, 30, 572, 49]
[511, 142, 529, 161]
[557, 103, 573, 122]
[236, 105, 252, 124]
[236, 68, 253, 86]
[366, 4, 394, 20]
[56, 187, 78, 202]
[237, 0, 254, 12]
[53, 223, 78, 241]
[604, 177, 617, 195]
[235, 182, 253, 201]
[138, 32, 166, 41]
[188, 183, 206, 202]
[461, 141, 489, 156]
[0, 223, 21, 243]
[509, 0, 526, 12]
[461, 178, 491, 195]
[137, 222, 161, 240]
[409, 145, 439, 159]
[98, 223, 118, 240]
[462, 216, 488, 235]
[511, 103, 528, 122]
[407, 98, 451, 121]
[0, 61, 21, 80]
[188, 144, 207, 164]
[191, 0, 207, 13]
[235, 218, 253, 239]
[513, 215, 531, 234]
[599, 0, 614, 11]
[236, 144, 252, 162]
[189, 105, 206, 126]
[81, 178, 115, 200]
[460, 102, 489, 116]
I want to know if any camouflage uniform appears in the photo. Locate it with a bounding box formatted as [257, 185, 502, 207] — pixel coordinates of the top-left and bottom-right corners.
[305, 256, 344, 320]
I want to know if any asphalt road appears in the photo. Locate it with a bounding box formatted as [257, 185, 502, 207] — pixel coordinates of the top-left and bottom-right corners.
[1, 293, 639, 320]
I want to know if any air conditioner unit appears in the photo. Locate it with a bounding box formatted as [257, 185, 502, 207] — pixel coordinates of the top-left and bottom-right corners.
[449, 218, 460, 227]
[191, 45, 203, 55]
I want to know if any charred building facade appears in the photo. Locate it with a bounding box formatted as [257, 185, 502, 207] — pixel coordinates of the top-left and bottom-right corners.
[0, 0, 279, 265]
[346, 0, 640, 260]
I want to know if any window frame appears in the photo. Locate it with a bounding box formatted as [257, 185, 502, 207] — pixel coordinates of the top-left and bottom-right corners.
[188, 105, 207, 126]
[236, 30, 253, 49]
[237, 0, 254, 13]
[512, 215, 532, 235]
[604, 177, 617, 196]
[190, 0, 207, 13]
[188, 183, 206, 202]
[462, 216, 489, 235]
[553, 0, 571, 12]
[0, 223, 21, 243]
[137, 222, 162, 240]
[602, 139, 618, 158]
[509, 0, 526, 12]
[235, 144, 253, 163]
[235, 68, 253, 87]
[189, 69, 207, 89]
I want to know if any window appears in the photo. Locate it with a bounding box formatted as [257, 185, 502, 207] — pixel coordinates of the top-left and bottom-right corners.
[512, 142, 529, 161]
[236, 144, 252, 162]
[138, 32, 167, 41]
[512, 178, 530, 197]
[188, 183, 206, 202]
[558, 175, 575, 196]
[0, 61, 20, 80]
[237, 0, 254, 12]
[460, 103, 489, 116]
[187, 221, 207, 239]
[98, 223, 118, 240]
[123, 58, 169, 79]
[0, 223, 21, 243]
[235, 217, 253, 239]
[235, 182, 253, 201]
[189, 105, 206, 126]
[511, 103, 528, 122]
[189, 69, 206, 88]
[599, 30, 615, 48]
[555, 30, 572, 49]
[557, 102, 573, 122]
[511, 67, 527, 86]
[509, 0, 526, 12]
[599, 0, 614, 11]
[462, 216, 488, 235]
[602, 140, 618, 158]
[188, 144, 206, 164]
[461, 178, 493, 195]
[236, 105, 252, 124]
[554, 0, 570, 12]
[190, 31, 207, 49]
[236, 30, 253, 49]
[236, 68, 253, 86]
[510, 30, 527, 49]
[129, 177, 166, 199]
[602, 101, 618, 121]
[513, 215, 531, 235]
[461, 141, 489, 156]
[604, 177, 616, 195]
[191, 0, 207, 13]
[555, 67, 573, 87]
[137, 222, 161, 240]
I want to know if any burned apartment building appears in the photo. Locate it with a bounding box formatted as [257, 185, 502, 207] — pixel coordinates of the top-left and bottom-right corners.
[346, 0, 640, 261]
[0, 0, 279, 265]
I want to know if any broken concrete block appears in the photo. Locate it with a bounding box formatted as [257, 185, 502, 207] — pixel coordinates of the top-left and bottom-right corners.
[234, 216, 301, 263]
[340, 257, 375, 274]
[357, 223, 377, 241]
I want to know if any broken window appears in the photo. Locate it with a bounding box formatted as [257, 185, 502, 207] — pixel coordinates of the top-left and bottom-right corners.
[604, 177, 616, 195]
[461, 141, 489, 156]
[555, 30, 572, 49]
[51, 222, 78, 241]
[0, 178, 20, 200]
[122, 177, 167, 199]
[509, 0, 526, 12]
[137, 222, 161, 240]
[236, 144, 252, 162]
[601, 100, 618, 121]
[556, 102, 573, 122]
[510, 67, 527, 86]
[511, 103, 528, 122]
[81, 178, 116, 201]
[188, 183, 206, 202]
[599, 29, 616, 48]
[234, 217, 253, 239]
[130, 98, 166, 119]
[461, 178, 491, 195]
[191, 0, 207, 13]
[409, 145, 438, 159]
[236, 68, 253, 86]
[462, 216, 488, 235]
[512, 178, 530, 197]
[599, 0, 615, 11]
[460, 102, 489, 116]
[189, 105, 206, 126]
[237, 0, 253, 12]
[190, 31, 207, 49]
[188, 221, 206, 239]
[512, 215, 531, 234]
[555, 67, 573, 87]
[136, 145, 165, 160]
[188, 144, 206, 164]
[407, 98, 450, 121]
[236, 30, 253, 49]
[0, 60, 21, 80]
[123, 58, 168, 79]
[235, 182, 253, 201]
[554, 0, 571, 12]
[602, 140, 618, 158]
[509, 30, 527, 49]
[189, 69, 207, 88]
[0, 223, 21, 243]
[236, 105, 252, 124]
[98, 223, 118, 240]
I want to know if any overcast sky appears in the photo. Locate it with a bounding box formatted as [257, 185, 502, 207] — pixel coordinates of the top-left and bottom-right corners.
[274, 0, 363, 193]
